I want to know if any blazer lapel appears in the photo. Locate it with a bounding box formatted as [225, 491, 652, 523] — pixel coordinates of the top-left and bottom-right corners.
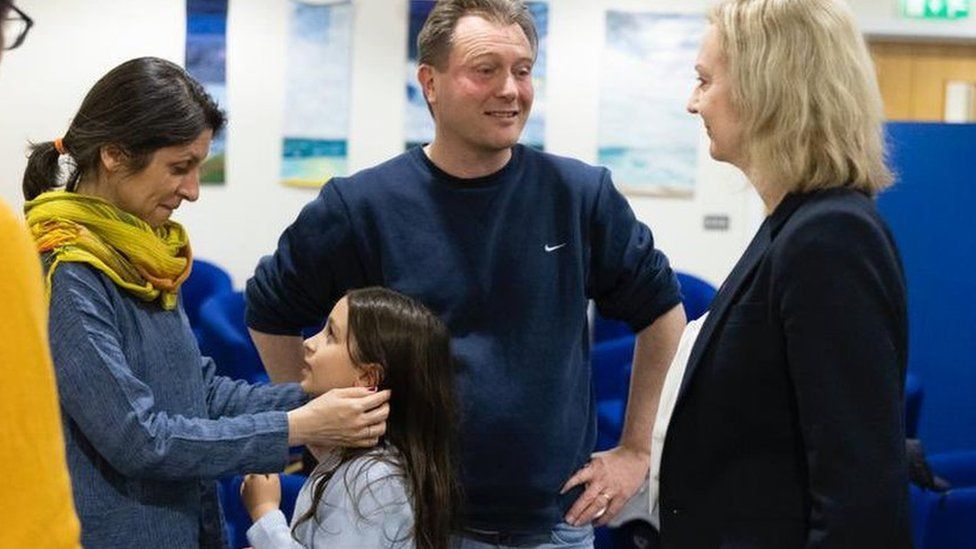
[674, 192, 811, 404]
[675, 220, 772, 402]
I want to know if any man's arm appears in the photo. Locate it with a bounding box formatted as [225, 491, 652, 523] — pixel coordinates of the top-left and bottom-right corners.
[621, 302, 686, 463]
[245, 182, 366, 383]
[249, 329, 305, 383]
[562, 303, 686, 526]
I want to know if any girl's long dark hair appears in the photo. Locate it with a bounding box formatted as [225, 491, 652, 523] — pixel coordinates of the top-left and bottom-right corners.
[22, 56, 224, 200]
[293, 287, 461, 549]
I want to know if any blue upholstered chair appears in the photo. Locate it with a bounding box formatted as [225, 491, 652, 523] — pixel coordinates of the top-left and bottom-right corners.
[182, 258, 233, 341]
[910, 450, 976, 548]
[592, 338, 638, 402]
[906, 372, 924, 439]
[929, 451, 976, 489]
[593, 316, 634, 344]
[926, 450, 976, 547]
[909, 450, 976, 549]
[912, 485, 976, 549]
[197, 291, 269, 384]
[592, 272, 716, 343]
[675, 271, 717, 322]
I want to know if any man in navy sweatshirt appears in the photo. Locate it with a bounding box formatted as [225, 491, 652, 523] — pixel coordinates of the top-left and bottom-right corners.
[245, 1, 686, 546]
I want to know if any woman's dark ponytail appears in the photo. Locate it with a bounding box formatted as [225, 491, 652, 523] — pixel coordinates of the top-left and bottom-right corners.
[22, 141, 62, 200]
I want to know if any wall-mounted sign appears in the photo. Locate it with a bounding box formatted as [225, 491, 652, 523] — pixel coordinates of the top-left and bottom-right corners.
[901, 0, 970, 20]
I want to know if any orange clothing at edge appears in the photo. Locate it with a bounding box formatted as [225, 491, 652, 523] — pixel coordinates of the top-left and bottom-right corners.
[0, 199, 80, 548]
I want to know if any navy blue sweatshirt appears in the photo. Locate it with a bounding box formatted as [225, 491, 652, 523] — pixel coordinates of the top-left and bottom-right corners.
[246, 145, 681, 533]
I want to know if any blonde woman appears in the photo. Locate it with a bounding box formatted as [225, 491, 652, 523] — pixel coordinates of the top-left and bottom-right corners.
[657, 0, 910, 546]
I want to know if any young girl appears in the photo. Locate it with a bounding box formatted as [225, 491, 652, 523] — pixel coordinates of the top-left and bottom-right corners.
[241, 287, 461, 549]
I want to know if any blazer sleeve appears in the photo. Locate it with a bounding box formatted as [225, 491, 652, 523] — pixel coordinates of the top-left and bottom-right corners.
[49, 266, 292, 480]
[773, 208, 910, 547]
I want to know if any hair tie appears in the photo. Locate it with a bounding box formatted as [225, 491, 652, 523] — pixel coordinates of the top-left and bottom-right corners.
[53, 137, 67, 155]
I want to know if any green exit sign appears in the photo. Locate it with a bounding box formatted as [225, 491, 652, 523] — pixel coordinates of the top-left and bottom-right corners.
[902, 0, 971, 19]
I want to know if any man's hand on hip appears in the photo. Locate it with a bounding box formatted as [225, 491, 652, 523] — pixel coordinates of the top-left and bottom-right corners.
[560, 445, 651, 527]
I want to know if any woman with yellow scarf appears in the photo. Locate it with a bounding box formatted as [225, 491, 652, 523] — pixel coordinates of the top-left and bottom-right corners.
[22, 57, 391, 549]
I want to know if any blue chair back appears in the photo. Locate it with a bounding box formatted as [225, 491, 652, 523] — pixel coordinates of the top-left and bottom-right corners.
[592, 271, 717, 344]
[929, 451, 976, 489]
[910, 484, 937, 549]
[591, 336, 636, 401]
[675, 271, 717, 321]
[197, 291, 268, 384]
[906, 372, 924, 439]
[182, 259, 233, 330]
[593, 315, 632, 343]
[921, 487, 976, 549]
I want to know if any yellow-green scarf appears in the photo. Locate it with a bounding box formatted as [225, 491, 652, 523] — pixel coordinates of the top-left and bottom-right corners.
[24, 190, 192, 310]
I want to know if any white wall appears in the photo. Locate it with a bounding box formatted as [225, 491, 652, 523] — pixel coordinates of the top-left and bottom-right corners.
[547, 0, 759, 290]
[0, 0, 413, 288]
[1, 0, 966, 288]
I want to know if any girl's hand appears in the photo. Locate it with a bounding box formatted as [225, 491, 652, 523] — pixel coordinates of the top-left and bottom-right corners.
[240, 474, 281, 522]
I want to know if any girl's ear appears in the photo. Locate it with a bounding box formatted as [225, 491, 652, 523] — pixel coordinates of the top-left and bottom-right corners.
[358, 363, 384, 388]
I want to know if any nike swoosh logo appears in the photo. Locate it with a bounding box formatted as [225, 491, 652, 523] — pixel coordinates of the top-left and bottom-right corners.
[544, 243, 567, 252]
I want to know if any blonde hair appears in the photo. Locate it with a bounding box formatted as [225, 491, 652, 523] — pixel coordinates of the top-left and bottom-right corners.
[709, 0, 892, 195]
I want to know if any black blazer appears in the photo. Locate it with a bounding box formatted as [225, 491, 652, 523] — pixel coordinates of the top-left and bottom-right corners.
[659, 189, 911, 548]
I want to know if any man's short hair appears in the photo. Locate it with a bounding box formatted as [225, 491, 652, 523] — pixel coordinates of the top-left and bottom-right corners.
[417, 0, 538, 71]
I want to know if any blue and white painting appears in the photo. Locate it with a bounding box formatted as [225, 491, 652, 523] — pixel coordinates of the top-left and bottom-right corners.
[598, 12, 705, 196]
[281, 0, 352, 187]
[186, 0, 228, 184]
[405, 0, 548, 150]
